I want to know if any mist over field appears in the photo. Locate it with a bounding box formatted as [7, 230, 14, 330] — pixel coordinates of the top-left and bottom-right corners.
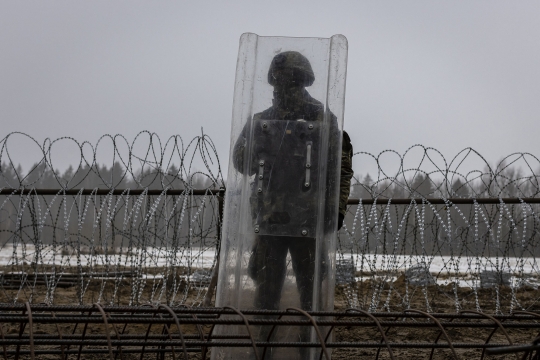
[1, 1, 539, 176]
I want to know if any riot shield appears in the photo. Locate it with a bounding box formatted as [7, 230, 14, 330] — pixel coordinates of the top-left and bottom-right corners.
[213, 33, 348, 360]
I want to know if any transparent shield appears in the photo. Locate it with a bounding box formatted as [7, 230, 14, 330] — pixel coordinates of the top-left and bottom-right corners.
[214, 33, 348, 360]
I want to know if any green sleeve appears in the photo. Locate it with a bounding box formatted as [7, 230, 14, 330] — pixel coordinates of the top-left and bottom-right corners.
[339, 131, 354, 217]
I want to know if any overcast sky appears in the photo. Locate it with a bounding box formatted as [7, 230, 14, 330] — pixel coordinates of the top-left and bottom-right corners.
[1, 1, 539, 178]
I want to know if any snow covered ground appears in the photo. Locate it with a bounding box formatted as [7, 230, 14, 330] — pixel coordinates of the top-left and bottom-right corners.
[1, 244, 538, 276]
[0, 244, 218, 269]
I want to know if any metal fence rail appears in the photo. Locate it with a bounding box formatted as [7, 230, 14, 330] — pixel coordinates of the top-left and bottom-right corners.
[0, 303, 540, 359]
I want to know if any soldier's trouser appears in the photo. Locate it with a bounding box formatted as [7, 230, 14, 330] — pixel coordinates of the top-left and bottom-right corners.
[249, 236, 316, 310]
[248, 236, 317, 359]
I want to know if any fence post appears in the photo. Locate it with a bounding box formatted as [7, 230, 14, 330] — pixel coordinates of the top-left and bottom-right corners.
[203, 191, 224, 306]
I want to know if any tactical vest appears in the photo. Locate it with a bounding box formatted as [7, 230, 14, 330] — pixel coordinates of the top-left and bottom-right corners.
[249, 119, 321, 238]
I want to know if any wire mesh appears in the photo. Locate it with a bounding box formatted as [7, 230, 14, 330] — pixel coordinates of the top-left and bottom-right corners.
[1, 133, 540, 315]
[0, 304, 539, 359]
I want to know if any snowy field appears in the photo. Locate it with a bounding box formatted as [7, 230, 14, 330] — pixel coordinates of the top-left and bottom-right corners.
[1, 244, 538, 276]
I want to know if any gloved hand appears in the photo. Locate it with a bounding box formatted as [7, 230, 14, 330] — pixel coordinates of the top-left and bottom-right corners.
[338, 213, 344, 230]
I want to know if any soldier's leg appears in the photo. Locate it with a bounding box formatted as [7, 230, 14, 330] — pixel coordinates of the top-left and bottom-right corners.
[249, 237, 288, 359]
[252, 236, 288, 309]
[289, 238, 316, 310]
[288, 239, 317, 359]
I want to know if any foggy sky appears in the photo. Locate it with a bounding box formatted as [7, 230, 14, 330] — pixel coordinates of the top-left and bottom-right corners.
[1, 1, 539, 178]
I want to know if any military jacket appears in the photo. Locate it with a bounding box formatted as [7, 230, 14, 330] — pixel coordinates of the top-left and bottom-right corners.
[233, 89, 353, 229]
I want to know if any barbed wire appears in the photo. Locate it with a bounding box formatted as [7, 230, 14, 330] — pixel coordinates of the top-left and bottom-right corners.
[1, 132, 540, 314]
[353, 144, 540, 199]
[0, 131, 225, 307]
[0, 131, 224, 190]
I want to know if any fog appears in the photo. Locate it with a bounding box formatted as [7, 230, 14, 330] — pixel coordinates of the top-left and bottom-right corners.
[1, 1, 539, 177]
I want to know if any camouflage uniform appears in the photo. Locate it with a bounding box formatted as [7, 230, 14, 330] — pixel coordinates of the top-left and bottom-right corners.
[340, 131, 354, 219]
[233, 51, 353, 311]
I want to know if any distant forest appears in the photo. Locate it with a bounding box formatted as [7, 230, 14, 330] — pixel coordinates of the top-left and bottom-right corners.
[0, 161, 539, 257]
[0, 162, 222, 248]
[351, 168, 540, 199]
[0, 161, 219, 191]
[1, 160, 539, 199]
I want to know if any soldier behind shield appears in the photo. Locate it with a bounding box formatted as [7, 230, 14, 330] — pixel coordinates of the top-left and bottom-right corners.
[233, 51, 353, 314]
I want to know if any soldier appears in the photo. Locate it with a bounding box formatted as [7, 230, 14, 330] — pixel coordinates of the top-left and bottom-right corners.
[233, 51, 354, 313]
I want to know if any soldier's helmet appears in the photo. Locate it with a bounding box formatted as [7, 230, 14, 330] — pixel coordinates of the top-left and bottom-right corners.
[268, 51, 315, 87]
